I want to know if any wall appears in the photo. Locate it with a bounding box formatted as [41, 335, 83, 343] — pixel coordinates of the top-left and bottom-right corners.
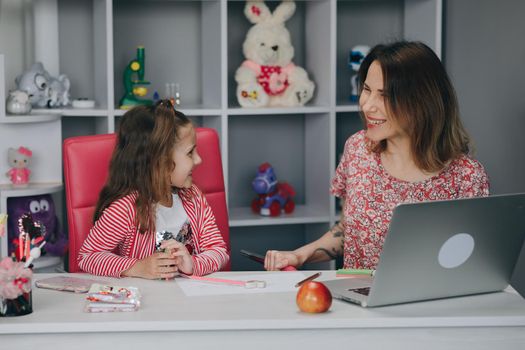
[444, 0, 525, 194]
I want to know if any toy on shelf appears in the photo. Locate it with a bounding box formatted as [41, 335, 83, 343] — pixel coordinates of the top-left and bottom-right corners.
[165, 82, 181, 107]
[348, 45, 370, 102]
[6, 147, 32, 187]
[235, 1, 315, 108]
[251, 162, 296, 216]
[15, 62, 70, 108]
[6, 90, 32, 115]
[10, 212, 45, 263]
[119, 46, 153, 109]
[7, 195, 68, 258]
[72, 98, 95, 109]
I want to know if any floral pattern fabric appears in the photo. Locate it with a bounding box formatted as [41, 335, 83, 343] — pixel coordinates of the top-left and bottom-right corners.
[330, 130, 490, 270]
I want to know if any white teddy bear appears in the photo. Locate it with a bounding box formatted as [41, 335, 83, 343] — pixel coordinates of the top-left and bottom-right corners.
[235, 1, 315, 108]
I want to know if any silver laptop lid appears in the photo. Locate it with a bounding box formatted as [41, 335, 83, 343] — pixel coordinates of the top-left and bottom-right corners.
[366, 193, 525, 307]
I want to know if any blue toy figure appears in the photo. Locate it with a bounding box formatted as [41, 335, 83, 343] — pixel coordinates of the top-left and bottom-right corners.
[7, 194, 68, 258]
[348, 45, 370, 102]
[251, 162, 296, 216]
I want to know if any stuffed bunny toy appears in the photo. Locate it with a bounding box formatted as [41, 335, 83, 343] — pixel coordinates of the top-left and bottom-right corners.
[235, 1, 315, 108]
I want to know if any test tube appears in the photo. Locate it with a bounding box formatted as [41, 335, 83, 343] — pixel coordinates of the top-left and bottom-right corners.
[174, 83, 181, 107]
[165, 83, 181, 107]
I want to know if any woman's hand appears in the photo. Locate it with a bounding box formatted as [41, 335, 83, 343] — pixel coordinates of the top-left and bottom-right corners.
[123, 251, 179, 279]
[161, 240, 194, 275]
[264, 250, 301, 271]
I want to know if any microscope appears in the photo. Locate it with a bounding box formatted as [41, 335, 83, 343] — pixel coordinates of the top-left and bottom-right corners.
[119, 46, 153, 109]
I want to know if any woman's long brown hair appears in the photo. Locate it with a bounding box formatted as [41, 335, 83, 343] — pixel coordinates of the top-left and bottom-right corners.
[93, 100, 191, 233]
[358, 41, 471, 173]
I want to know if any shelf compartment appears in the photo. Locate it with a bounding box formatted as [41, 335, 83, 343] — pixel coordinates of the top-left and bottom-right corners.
[0, 120, 63, 185]
[228, 113, 331, 222]
[336, 0, 442, 105]
[227, 0, 332, 108]
[59, 0, 110, 110]
[0, 182, 63, 258]
[113, 0, 222, 109]
[336, 0, 404, 105]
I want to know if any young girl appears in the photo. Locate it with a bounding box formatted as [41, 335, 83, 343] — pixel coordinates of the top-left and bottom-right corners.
[78, 100, 229, 279]
[265, 41, 490, 271]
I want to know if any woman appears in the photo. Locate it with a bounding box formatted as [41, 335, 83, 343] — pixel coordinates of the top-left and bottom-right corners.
[265, 41, 489, 271]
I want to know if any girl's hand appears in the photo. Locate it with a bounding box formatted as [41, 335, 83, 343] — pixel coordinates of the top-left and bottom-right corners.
[264, 250, 301, 271]
[123, 251, 179, 279]
[161, 240, 194, 275]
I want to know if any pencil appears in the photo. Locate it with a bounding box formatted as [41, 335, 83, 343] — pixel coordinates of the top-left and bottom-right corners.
[295, 272, 321, 288]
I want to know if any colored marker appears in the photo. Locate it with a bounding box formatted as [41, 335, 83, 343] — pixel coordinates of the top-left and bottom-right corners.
[336, 268, 375, 276]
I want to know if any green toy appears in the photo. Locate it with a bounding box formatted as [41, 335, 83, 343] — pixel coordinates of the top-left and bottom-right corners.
[119, 46, 153, 109]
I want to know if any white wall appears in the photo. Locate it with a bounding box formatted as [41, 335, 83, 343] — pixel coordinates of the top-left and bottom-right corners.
[444, 0, 525, 195]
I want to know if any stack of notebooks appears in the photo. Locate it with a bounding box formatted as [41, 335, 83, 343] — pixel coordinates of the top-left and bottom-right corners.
[84, 283, 141, 313]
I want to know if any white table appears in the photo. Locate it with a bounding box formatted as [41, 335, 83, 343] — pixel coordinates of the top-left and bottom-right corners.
[1, 271, 525, 350]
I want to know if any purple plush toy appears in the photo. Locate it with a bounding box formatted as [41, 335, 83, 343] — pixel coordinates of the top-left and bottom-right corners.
[7, 194, 68, 257]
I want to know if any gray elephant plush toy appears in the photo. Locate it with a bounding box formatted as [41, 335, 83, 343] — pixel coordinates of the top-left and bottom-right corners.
[15, 62, 70, 108]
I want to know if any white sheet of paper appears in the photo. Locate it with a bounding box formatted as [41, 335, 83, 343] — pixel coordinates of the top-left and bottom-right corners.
[175, 272, 308, 296]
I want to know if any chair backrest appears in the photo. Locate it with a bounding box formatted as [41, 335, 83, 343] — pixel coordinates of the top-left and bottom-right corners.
[63, 127, 230, 272]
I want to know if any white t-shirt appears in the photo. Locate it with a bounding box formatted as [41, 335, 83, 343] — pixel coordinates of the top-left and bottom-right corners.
[155, 193, 191, 249]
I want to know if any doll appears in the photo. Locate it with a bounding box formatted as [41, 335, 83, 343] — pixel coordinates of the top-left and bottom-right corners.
[6, 147, 32, 187]
[348, 45, 370, 102]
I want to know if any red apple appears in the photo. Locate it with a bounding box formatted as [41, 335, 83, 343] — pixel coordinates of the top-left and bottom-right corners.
[296, 281, 332, 313]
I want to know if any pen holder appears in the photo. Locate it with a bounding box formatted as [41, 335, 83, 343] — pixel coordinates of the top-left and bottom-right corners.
[0, 290, 32, 317]
[0, 257, 33, 317]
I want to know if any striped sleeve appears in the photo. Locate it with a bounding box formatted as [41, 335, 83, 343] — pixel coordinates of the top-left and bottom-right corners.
[185, 186, 229, 276]
[77, 196, 139, 278]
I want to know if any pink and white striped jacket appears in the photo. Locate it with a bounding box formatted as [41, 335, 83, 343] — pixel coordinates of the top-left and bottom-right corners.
[78, 185, 229, 278]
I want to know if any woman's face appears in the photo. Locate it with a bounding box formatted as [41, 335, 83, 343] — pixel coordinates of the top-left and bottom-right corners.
[359, 60, 407, 143]
[170, 124, 202, 188]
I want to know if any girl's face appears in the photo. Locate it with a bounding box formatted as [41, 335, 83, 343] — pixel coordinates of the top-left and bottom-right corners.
[359, 60, 407, 143]
[170, 124, 202, 188]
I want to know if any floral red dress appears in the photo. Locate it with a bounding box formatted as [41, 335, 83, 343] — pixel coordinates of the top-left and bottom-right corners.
[330, 130, 490, 270]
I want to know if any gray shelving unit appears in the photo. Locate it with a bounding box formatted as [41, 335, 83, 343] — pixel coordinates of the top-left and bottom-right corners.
[0, 0, 442, 270]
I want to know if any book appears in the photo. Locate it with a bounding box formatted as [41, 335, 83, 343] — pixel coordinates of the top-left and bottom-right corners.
[35, 276, 108, 293]
[84, 283, 141, 313]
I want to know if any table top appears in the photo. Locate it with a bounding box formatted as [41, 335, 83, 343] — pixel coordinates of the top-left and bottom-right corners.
[2, 271, 525, 335]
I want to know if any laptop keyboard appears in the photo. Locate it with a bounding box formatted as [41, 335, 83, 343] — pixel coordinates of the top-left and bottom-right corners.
[349, 287, 370, 296]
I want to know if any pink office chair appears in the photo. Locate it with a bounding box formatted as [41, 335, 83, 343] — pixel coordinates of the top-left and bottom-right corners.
[63, 127, 231, 273]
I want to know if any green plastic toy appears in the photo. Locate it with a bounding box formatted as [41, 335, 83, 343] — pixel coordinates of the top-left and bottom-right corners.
[119, 46, 153, 109]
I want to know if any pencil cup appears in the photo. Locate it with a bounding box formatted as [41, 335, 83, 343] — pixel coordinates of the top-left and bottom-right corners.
[0, 290, 32, 317]
[0, 257, 33, 317]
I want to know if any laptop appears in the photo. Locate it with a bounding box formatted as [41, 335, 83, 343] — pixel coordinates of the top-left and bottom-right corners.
[324, 193, 525, 307]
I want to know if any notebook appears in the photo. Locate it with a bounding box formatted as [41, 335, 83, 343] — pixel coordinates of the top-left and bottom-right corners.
[35, 276, 108, 293]
[324, 193, 525, 307]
